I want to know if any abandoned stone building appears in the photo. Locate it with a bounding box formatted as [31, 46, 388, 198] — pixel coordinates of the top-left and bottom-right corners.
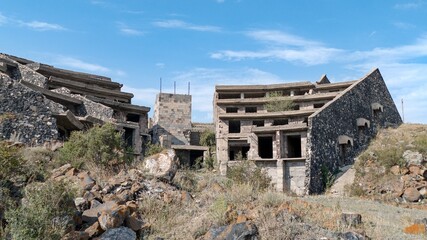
[214, 69, 402, 195]
[0, 53, 150, 158]
[151, 92, 213, 166]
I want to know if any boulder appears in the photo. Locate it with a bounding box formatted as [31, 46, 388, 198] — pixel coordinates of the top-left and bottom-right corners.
[82, 201, 118, 223]
[98, 205, 129, 230]
[202, 221, 259, 240]
[99, 227, 136, 240]
[340, 213, 362, 228]
[84, 221, 103, 238]
[78, 172, 96, 191]
[340, 231, 366, 240]
[403, 187, 421, 202]
[51, 164, 72, 179]
[409, 165, 421, 175]
[74, 197, 89, 212]
[390, 165, 400, 175]
[125, 212, 145, 231]
[143, 149, 179, 182]
[403, 150, 423, 166]
[61, 231, 89, 240]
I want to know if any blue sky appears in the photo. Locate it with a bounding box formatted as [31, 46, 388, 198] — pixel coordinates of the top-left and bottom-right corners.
[1, 0, 427, 123]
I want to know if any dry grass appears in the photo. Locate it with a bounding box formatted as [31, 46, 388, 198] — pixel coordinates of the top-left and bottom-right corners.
[304, 196, 427, 240]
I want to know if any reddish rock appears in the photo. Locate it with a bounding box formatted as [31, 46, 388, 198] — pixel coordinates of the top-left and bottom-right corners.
[390, 165, 400, 175]
[403, 187, 421, 202]
[180, 191, 193, 203]
[82, 201, 118, 223]
[125, 201, 138, 213]
[409, 165, 421, 175]
[98, 205, 129, 230]
[84, 221, 103, 238]
[51, 164, 72, 179]
[401, 167, 409, 175]
[61, 231, 89, 240]
[78, 172, 96, 191]
[125, 212, 144, 231]
[65, 168, 78, 177]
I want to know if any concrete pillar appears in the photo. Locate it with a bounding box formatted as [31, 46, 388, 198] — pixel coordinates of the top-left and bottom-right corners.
[275, 130, 281, 159]
[276, 159, 284, 192]
[247, 133, 259, 159]
[217, 138, 228, 175]
[240, 93, 244, 99]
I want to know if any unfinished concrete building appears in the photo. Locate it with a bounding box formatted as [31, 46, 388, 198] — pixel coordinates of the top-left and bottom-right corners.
[0, 53, 150, 158]
[214, 69, 402, 195]
[151, 92, 213, 166]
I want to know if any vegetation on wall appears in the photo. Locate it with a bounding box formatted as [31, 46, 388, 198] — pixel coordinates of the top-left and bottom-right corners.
[264, 91, 295, 112]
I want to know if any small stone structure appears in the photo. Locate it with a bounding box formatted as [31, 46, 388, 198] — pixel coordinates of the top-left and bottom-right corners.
[214, 69, 402, 195]
[0, 53, 150, 158]
[151, 92, 213, 166]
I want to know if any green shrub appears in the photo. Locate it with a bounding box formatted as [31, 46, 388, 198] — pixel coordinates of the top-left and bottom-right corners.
[5, 181, 76, 240]
[209, 196, 228, 226]
[144, 142, 165, 158]
[264, 91, 295, 112]
[374, 146, 405, 169]
[203, 155, 216, 170]
[21, 147, 56, 182]
[200, 130, 215, 148]
[59, 123, 126, 169]
[321, 165, 336, 190]
[414, 134, 427, 154]
[0, 142, 24, 180]
[227, 161, 271, 191]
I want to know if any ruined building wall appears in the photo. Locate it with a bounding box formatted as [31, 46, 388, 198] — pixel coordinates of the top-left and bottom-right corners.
[306, 69, 402, 194]
[0, 74, 58, 144]
[152, 93, 192, 145]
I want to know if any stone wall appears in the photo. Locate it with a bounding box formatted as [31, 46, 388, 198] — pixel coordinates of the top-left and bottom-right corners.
[0, 74, 58, 144]
[153, 93, 192, 145]
[305, 69, 402, 194]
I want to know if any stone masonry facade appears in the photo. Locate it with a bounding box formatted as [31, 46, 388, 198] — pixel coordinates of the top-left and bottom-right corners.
[0, 53, 150, 158]
[214, 69, 402, 195]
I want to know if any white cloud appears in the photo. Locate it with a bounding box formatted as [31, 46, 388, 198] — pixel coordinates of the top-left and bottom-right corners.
[211, 30, 343, 65]
[120, 27, 144, 36]
[393, 21, 416, 29]
[0, 13, 65, 31]
[155, 63, 165, 68]
[21, 21, 66, 31]
[394, 1, 424, 9]
[349, 34, 427, 63]
[0, 13, 8, 25]
[54, 56, 110, 73]
[152, 19, 221, 32]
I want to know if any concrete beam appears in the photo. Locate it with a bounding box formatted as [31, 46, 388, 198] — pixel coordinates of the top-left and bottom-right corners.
[20, 80, 83, 106]
[315, 81, 356, 90]
[216, 81, 314, 93]
[171, 145, 209, 151]
[216, 92, 339, 105]
[54, 110, 84, 130]
[48, 76, 133, 102]
[252, 124, 308, 133]
[86, 96, 150, 114]
[218, 109, 316, 120]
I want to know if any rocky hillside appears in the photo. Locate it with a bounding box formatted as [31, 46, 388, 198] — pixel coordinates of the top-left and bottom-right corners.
[346, 124, 427, 203]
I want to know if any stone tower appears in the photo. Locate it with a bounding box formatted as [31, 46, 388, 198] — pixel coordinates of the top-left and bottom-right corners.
[152, 93, 192, 146]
